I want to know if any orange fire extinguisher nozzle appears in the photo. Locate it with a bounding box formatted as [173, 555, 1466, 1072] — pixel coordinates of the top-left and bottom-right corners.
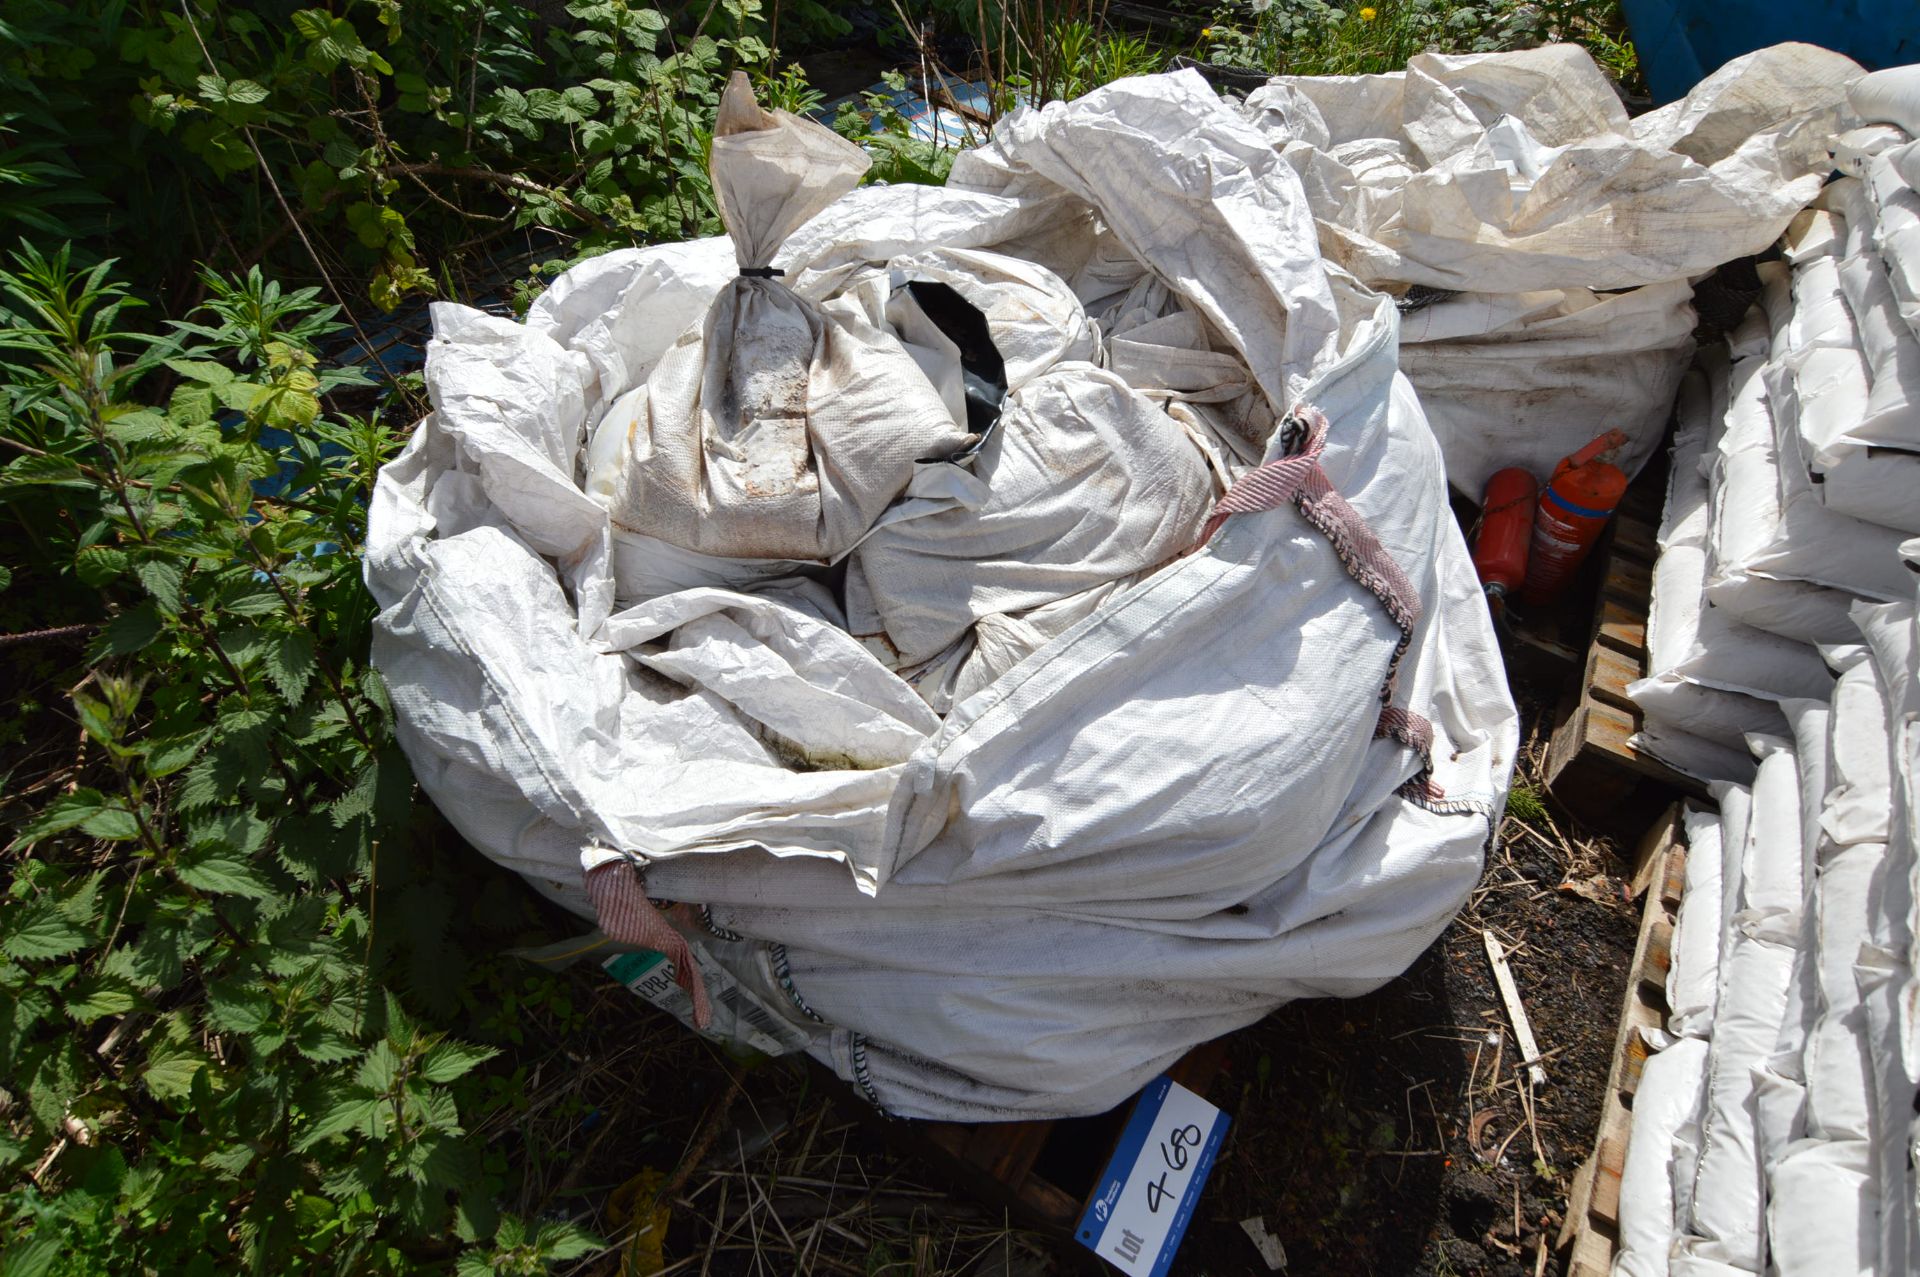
[1561, 429, 1632, 473]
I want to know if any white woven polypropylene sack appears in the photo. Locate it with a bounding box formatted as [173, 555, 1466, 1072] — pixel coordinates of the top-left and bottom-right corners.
[367, 69, 1516, 1120]
[1670, 803, 1726, 1038]
[1767, 1138, 1878, 1277]
[586, 75, 974, 576]
[1703, 340, 1886, 641]
[1852, 65, 1920, 136]
[1613, 1035, 1711, 1277]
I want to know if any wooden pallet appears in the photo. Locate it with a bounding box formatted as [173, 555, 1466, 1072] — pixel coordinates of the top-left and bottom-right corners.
[1557, 805, 1688, 1277]
[1542, 476, 1706, 834]
[819, 1038, 1229, 1241]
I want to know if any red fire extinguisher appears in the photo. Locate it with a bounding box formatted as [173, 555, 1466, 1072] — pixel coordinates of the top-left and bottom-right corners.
[1519, 429, 1630, 606]
[1472, 467, 1537, 612]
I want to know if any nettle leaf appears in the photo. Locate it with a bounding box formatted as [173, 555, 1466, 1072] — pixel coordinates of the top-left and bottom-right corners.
[0, 453, 93, 492]
[135, 559, 185, 614]
[2, 899, 90, 961]
[167, 382, 215, 427]
[177, 751, 237, 811]
[215, 704, 275, 757]
[419, 1040, 498, 1084]
[142, 1041, 212, 1102]
[105, 409, 176, 444]
[12, 787, 111, 845]
[295, 1086, 386, 1150]
[144, 729, 208, 779]
[0, 985, 53, 1070]
[355, 1039, 401, 1092]
[292, 1023, 359, 1064]
[78, 804, 141, 843]
[112, 912, 212, 990]
[95, 603, 162, 657]
[74, 544, 129, 586]
[190, 807, 273, 858]
[216, 379, 266, 415]
[406, 1132, 479, 1189]
[328, 757, 379, 828]
[264, 630, 316, 703]
[164, 357, 237, 387]
[175, 850, 275, 899]
[318, 1146, 385, 1199]
[64, 976, 137, 1024]
[222, 589, 284, 618]
[205, 980, 273, 1034]
[537, 1219, 607, 1262]
[203, 1141, 257, 1179]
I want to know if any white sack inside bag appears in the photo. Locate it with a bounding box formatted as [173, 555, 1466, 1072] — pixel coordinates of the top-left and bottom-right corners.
[587, 74, 973, 576]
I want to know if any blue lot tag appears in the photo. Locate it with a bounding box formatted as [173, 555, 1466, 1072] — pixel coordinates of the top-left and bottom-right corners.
[1076, 1076, 1230, 1276]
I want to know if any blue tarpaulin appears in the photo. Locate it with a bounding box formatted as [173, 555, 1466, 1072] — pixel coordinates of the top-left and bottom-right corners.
[1623, 0, 1920, 102]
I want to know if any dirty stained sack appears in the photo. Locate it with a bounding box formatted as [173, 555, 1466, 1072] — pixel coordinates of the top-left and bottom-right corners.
[587, 74, 972, 572]
[367, 69, 1517, 1121]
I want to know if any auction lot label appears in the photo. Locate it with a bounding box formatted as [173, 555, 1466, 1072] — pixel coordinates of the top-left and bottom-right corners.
[1076, 1076, 1230, 1277]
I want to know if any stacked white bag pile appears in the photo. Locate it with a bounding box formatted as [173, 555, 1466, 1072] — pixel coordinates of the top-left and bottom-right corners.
[1234, 43, 1861, 497]
[1611, 66, 1920, 1277]
[365, 71, 1519, 1120]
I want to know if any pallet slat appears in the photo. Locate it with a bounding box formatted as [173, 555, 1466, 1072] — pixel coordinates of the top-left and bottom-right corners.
[1557, 805, 1688, 1277]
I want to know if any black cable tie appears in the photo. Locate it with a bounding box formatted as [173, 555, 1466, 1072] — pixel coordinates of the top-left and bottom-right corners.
[739, 266, 785, 279]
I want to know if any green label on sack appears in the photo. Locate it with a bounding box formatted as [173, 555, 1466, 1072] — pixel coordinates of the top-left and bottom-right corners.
[602, 946, 813, 1057]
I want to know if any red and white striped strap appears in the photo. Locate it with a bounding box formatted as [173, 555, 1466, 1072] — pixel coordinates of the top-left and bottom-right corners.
[585, 856, 712, 1028]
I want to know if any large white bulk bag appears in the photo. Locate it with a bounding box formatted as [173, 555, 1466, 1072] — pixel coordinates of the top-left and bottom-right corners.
[1784, 697, 1835, 870]
[842, 363, 1217, 666]
[1858, 945, 1918, 1274]
[1270, 43, 1858, 294]
[1851, 65, 1920, 137]
[1739, 741, 1807, 916]
[1395, 282, 1693, 498]
[1806, 848, 1883, 1140]
[367, 69, 1517, 1120]
[1833, 125, 1910, 178]
[1711, 779, 1755, 937]
[1833, 244, 1920, 454]
[1894, 139, 1920, 201]
[1627, 675, 1786, 749]
[1240, 43, 1857, 495]
[1612, 1035, 1711, 1277]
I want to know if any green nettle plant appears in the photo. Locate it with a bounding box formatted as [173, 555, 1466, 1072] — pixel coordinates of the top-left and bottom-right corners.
[0, 245, 601, 1273]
